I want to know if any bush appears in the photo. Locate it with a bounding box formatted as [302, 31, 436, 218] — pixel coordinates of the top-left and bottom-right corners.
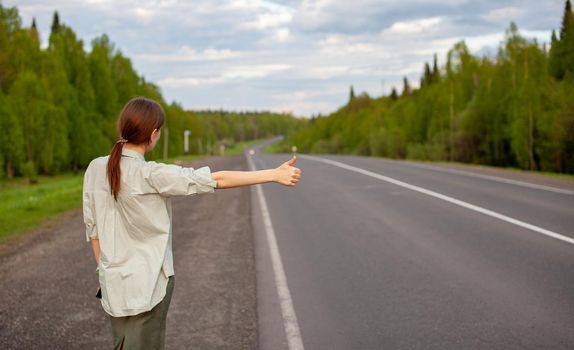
[21, 160, 38, 185]
[406, 143, 427, 160]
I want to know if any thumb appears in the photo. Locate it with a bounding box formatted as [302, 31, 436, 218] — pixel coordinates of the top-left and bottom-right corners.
[285, 155, 297, 166]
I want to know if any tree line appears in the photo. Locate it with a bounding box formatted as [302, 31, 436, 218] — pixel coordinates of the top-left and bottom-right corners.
[0, 4, 305, 181]
[283, 1, 574, 174]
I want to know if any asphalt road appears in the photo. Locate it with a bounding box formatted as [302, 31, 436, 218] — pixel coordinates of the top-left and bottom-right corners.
[250, 141, 574, 350]
[1, 140, 573, 350]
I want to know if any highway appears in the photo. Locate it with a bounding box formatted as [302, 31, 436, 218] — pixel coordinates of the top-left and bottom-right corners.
[249, 139, 574, 350]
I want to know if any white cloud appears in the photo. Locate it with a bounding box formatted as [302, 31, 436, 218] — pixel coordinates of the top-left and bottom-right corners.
[319, 34, 379, 55]
[387, 17, 443, 34]
[274, 28, 290, 43]
[134, 7, 154, 21]
[136, 47, 245, 63]
[271, 86, 343, 116]
[242, 11, 293, 30]
[276, 100, 335, 116]
[273, 87, 343, 102]
[225, 63, 291, 79]
[158, 63, 291, 87]
[158, 76, 224, 87]
[83, 0, 112, 4]
[482, 7, 523, 22]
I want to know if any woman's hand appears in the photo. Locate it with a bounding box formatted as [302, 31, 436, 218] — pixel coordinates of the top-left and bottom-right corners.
[211, 155, 301, 189]
[275, 155, 301, 186]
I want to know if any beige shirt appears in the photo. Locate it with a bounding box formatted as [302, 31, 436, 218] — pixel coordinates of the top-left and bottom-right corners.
[83, 147, 217, 317]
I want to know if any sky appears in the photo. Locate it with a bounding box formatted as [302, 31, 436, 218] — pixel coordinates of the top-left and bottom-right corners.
[6, 0, 567, 117]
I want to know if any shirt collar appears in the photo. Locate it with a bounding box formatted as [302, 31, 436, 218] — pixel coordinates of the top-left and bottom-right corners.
[121, 147, 146, 161]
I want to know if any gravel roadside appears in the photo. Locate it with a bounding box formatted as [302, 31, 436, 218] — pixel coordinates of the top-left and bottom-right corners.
[0, 154, 257, 350]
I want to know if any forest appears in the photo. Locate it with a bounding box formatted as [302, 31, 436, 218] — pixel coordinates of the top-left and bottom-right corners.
[282, 1, 574, 174]
[0, 4, 306, 180]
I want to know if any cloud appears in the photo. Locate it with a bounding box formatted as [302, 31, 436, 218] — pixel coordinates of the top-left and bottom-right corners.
[133, 7, 154, 22]
[242, 11, 293, 30]
[482, 7, 523, 23]
[274, 28, 290, 42]
[5, 0, 564, 116]
[136, 47, 245, 63]
[158, 63, 291, 87]
[387, 17, 443, 34]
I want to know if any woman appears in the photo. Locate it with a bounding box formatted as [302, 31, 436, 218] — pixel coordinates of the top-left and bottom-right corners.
[82, 96, 301, 349]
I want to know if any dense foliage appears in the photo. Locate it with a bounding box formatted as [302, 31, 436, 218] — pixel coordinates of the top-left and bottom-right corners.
[284, 2, 574, 174]
[0, 5, 305, 180]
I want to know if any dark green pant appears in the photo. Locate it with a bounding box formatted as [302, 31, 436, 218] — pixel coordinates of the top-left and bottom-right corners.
[110, 275, 174, 350]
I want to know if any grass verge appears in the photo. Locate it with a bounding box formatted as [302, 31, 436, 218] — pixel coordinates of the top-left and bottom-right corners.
[0, 172, 84, 242]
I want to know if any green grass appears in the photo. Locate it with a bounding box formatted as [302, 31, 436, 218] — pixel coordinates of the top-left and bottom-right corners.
[0, 172, 84, 242]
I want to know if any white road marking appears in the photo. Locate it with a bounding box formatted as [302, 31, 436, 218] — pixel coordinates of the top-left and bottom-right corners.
[300, 154, 574, 246]
[402, 161, 574, 195]
[247, 153, 305, 350]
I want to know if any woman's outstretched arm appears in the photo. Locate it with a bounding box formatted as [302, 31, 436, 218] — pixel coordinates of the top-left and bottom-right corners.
[211, 155, 301, 189]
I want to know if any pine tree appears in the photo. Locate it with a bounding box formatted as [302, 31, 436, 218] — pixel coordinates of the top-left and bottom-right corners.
[561, 0, 574, 77]
[422, 62, 432, 87]
[549, 30, 561, 78]
[349, 85, 355, 102]
[550, 0, 574, 79]
[390, 87, 398, 101]
[432, 53, 440, 82]
[401, 77, 411, 97]
[51, 11, 59, 34]
[561, 0, 574, 39]
[30, 17, 39, 45]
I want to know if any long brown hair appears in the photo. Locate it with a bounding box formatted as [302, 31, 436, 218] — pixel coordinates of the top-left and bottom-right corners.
[107, 97, 165, 201]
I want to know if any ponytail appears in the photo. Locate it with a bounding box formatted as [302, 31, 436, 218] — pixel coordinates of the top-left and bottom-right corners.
[107, 138, 129, 201]
[107, 97, 165, 202]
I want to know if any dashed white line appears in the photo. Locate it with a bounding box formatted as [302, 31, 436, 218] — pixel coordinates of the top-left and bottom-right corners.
[300, 154, 574, 246]
[247, 153, 305, 350]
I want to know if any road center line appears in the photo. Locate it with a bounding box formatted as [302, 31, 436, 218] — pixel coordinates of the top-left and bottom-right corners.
[300, 154, 574, 246]
[247, 154, 305, 350]
[402, 161, 574, 195]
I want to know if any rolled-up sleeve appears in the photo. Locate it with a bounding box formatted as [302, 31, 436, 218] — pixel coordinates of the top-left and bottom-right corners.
[144, 161, 218, 197]
[83, 166, 98, 242]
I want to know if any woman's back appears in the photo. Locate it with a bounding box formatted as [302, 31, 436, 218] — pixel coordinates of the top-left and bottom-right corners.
[83, 146, 217, 317]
